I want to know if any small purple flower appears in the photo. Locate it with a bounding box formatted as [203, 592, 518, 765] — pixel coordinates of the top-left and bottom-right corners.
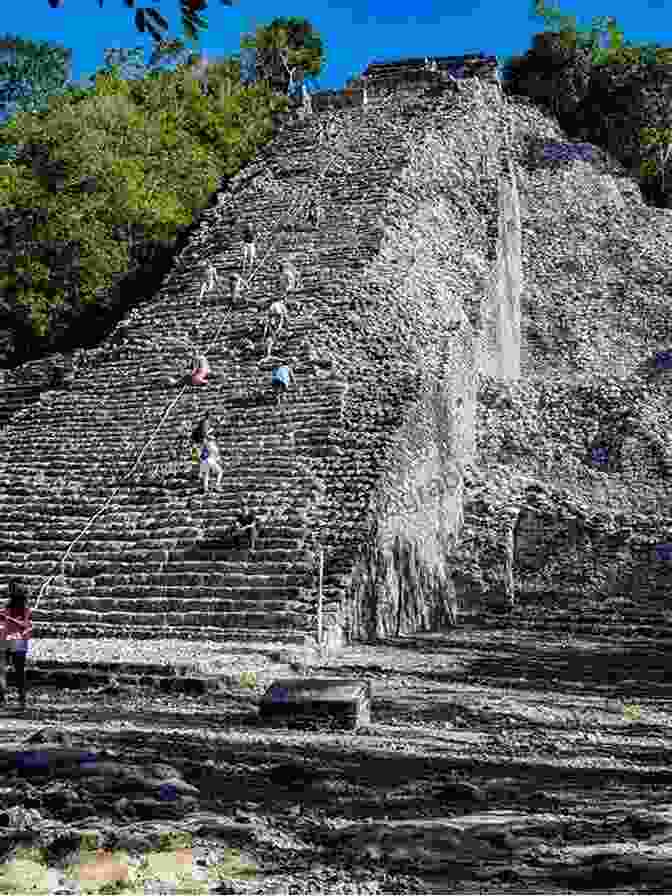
[447, 65, 466, 79]
[271, 686, 289, 703]
[15, 750, 49, 771]
[592, 447, 609, 465]
[159, 782, 178, 802]
[541, 142, 596, 165]
[655, 543, 672, 563]
[654, 350, 672, 370]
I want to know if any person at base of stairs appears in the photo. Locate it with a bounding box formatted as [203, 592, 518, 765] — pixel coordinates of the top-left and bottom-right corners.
[271, 361, 294, 406]
[0, 581, 32, 709]
[199, 437, 223, 493]
[191, 354, 211, 386]
[191, 411, 212, 445]
[199, 261, 220, 303]
[307, 198, 324, 228]
[242, 224, 257, 273]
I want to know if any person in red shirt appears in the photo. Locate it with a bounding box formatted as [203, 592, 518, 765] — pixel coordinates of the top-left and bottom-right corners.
[0, 581, 33, 709]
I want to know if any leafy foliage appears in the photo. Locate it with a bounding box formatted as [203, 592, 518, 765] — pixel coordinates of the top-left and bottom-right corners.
[0, 49, 291, 362]
[47, 0, 234, 44]
[639, 127, 672, 192]
[528, 1, 669, 68]
[0, 34, 72, 121]
[530, 1, 624, 59]
[241, 17, 324, 92]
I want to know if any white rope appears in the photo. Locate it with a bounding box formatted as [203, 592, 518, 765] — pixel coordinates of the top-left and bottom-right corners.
[24, 86, 432, 635]
[30, 98, 380, 614]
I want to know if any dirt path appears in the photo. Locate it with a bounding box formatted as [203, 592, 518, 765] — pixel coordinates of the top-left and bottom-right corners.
[2, 627, 672, 894]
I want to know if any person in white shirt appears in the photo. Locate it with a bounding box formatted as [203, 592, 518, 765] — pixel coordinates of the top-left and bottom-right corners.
[279, 260, 300, 294]
[199, 261, 220, 302]
[264, 299, 288, 340]
[199, 437, 223, 493]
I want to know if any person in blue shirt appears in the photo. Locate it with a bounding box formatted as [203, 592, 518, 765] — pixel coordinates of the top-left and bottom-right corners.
[271, 361, 295, 406]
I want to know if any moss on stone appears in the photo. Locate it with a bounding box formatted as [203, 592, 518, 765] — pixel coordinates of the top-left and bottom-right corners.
[157, 830, 192, 852]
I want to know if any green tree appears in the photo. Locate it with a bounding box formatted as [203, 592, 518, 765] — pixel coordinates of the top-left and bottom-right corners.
[640, 127, 672, 194]
[530, 1, 627, 59]
[0, 54, 288, 357]
[0, 34, 72, 120]
[95, 41, 194, 83]
[148, 37, 193, 70]
[241, 17, 324, 93]
[100, 46, 148, 81]
[529, 1, 671, 67]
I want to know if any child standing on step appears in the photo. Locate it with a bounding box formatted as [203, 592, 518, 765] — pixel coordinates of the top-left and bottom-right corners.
[199, 261, 220, 303]
[264, 298, 289, 339]
[199, 437, 223, 493]
[0, 581, 32, 709]
[230, 273, 244, 305]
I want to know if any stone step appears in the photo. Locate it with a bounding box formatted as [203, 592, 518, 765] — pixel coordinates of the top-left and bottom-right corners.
[33, 601, 307, 624]
[45, 583, 305, 601]
[32, 607, 310, 627]
[92, 570, 308, 587]
[38, 595, 304, 613]
[0, 94, 411, 645]
[473, 610, 672, 640]
[35, 621, 311, 645]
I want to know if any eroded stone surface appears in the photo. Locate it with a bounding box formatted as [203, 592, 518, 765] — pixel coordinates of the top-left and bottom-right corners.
[1, 626, 671, 893]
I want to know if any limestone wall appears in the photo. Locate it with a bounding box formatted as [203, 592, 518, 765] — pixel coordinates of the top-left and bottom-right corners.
[312, 89, 365, 112]
[0, 76, 526, 649]
[319, 82, 522, 642]
[480, 169, 523, 382]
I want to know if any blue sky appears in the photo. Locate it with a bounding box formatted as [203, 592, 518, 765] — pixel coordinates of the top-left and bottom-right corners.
[3, 0, 672, 91]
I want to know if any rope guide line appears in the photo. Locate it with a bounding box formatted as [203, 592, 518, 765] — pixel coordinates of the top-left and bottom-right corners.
[31, 81, 493, 618]
[30, 99, 378, 614]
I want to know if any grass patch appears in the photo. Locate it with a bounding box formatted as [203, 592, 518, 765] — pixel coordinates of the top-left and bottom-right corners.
[0, 857, 51, 894]
[158, 830, 192, 852]
[240, 671, 257, 689]
[0, 834, 257, 895]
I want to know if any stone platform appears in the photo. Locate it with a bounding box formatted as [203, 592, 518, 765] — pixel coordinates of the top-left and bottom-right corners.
[7, 637, 327, 698]
[259, 678, 372, 730]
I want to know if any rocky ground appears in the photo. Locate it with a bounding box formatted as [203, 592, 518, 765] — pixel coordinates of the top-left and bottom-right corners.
[1, 626, 671, 894]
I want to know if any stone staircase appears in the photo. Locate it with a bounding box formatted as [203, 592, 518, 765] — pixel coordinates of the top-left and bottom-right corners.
[0, 85, 465, 651]
[478, 592, 672, 642]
